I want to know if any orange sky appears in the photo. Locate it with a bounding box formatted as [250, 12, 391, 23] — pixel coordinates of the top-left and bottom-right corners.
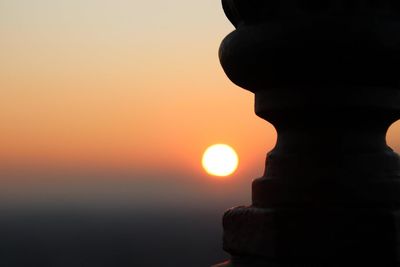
[0, 0, 399, 186]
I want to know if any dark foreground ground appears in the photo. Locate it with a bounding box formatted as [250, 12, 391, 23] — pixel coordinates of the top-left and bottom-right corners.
[0, 205, 227, 267]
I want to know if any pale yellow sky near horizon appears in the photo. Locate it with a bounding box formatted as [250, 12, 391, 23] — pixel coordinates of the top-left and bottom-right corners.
[0, 0, 399, 184]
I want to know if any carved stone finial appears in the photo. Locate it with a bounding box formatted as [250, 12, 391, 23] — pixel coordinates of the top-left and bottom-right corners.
[215, 1, 400, 266]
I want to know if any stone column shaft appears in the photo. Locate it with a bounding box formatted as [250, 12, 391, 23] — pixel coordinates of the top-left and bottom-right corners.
[215, 0, 400, 266]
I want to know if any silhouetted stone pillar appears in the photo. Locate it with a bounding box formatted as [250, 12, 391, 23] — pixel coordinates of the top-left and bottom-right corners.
[214, 1, 400, 266]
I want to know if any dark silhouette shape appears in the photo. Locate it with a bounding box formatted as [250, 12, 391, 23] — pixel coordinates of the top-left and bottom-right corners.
[214, 1, 400, 266]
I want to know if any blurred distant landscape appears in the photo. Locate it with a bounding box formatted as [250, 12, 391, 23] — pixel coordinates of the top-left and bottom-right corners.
[0, 172, 251, 267]
[0, 205, 226, 267]
[2, 0, 400, 266]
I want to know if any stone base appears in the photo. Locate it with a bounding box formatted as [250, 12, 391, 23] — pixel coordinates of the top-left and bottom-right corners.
[218, 206, 400, 266]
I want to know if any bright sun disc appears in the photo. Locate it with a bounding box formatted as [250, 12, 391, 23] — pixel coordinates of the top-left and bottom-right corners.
[202, 144, 239, 177]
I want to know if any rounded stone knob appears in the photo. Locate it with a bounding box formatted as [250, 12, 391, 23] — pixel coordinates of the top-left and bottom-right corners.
[216, 1, 400, 265]
[220, 0, 400, 91]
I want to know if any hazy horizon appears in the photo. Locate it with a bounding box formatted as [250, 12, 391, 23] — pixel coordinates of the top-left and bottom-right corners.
[1, 1, 400, 266]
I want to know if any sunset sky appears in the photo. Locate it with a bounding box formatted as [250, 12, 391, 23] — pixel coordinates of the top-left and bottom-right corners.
[1, 0, 399, 206]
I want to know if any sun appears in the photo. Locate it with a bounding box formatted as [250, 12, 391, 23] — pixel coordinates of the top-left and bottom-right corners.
[202, 144, 239, 177]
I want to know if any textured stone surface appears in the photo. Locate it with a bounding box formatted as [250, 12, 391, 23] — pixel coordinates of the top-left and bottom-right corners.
[215, 0, 400, 265]
[220, 0, 400, 91]
[223, 206, 400, 264]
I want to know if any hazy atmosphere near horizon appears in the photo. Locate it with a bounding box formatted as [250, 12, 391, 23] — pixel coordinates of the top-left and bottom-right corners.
[1, 0, 400, 266]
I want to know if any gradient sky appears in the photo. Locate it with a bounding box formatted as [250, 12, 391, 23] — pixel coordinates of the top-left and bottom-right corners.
[0, 0, 399, 204]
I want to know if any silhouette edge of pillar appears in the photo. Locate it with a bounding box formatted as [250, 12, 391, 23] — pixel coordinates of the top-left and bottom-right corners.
[214, 1, 400, 266]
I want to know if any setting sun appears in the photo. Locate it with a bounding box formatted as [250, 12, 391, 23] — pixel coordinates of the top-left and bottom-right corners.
[202, 144, 239, 177]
